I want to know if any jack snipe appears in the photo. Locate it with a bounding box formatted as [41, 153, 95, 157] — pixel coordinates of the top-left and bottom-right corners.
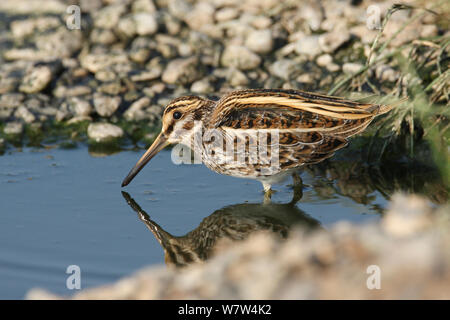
[122, 89, 395, 197]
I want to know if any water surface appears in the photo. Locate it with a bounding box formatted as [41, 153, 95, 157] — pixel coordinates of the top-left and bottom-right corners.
[0, 145, 432, 298]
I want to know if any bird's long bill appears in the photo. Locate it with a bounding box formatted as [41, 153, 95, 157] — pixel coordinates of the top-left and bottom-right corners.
[121, 133, 168, 187]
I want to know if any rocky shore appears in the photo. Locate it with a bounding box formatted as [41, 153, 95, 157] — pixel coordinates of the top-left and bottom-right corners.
[0, 0, 447, 147]
[26, 193, 450, 299]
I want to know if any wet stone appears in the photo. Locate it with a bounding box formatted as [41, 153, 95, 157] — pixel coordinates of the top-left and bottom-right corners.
[93, 94, 121, 117]
[87, 123, 124, 143]
[124, 97, 151, 121]
[14, 106, 35, 123]
[67, 97, 93, 117]
[4, 122, 24, 135]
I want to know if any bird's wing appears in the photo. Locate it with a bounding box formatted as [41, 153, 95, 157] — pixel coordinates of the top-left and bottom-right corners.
[201, 128, 348, 174]
[210, 89, 391, 138]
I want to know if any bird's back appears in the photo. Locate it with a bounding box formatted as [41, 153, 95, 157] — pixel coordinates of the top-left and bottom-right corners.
[199, 89, 393, 178]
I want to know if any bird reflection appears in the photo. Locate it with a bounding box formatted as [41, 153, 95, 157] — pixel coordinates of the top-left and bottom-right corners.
[122, 191, 320, 267]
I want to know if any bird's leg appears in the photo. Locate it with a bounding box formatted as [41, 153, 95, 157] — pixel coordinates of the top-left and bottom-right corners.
[290, 172, 304, 204]
[262, 182, 273, 204]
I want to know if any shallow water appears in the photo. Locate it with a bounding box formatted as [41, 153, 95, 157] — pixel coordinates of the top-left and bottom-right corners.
[0, 145, 439, 298]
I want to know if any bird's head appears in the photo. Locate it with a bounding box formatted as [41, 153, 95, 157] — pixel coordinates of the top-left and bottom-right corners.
[121, 95, 213, 187]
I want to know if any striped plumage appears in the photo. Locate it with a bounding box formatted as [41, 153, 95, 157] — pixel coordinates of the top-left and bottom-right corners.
[122, 89, 394, 196]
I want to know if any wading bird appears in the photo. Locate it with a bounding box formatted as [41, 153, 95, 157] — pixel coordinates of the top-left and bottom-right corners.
[121, 89, 395, 200]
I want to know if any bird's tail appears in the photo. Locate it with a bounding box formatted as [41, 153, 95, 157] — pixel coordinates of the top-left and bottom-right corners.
[376, 96, 408, 115]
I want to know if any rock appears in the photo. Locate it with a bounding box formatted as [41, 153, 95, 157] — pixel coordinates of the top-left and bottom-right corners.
[382, 193, 432, 237]
[131, 68, 162, 82]
[80, 53, 129, 74]
[14, 106, 35, 123]
[98, 81, 122, 96]
[294, 36, 322, 57]
[35, 28, 83, 60]
[93, 94, 121, 117]
[350, 25, 378, 44]
[342, 62, 363, 75]
[19, 65, 52, 94]
[222, 45, 261, 70]
[134, 13, 158, 36]
[162, 57, 203, 85]
[90, 28, 117, 45]
[0, 75, 20, 94]
[326, 63, 340, 72]
[67, 97, 93, 117]
[5, 28, 82, 62]
[316, 54, 340, 72]
[53, 85, 92, 98]
[296, 73, 314, 84]
[95, 68, 117, 82]
[376, 65, 400, 83]
[94, 4, 126, 29]
[316, 54, 332, 67]
[318, 28, 351, 53]
[0, 93, 25, 108]
[129, 45, 152, 64]
[79, 0, 102, 13]
[10, 17, 60, 38]
[299, 4, 323, 31]
[163, 12, 182, 35]
[124, 97, 151, 121]
[227, 68, 249, 86]
[251, 16, 272, 29]
[117, 15, 137, 38]
[190, 78, 214, 94]
[87, 123, 124, 143]
[215, 7, 239, 22]
[0, 0, 65, 14]
[420, 25, 438, 38]
[269, 59, 298, 81]
[4, 122, 24, 135]
[55, 109, 69, 122]
[132, 0, 156, 13]
[245, 29, 273, 54]
[184, 2, 215, 31]
[168, 0, 193, 20]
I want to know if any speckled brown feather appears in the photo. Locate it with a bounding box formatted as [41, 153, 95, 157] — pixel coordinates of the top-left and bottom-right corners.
[171, 89, 394, 179]
[209, 89, 392, 136]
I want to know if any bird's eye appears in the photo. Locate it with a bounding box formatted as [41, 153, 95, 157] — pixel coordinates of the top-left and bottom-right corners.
[173, 111, 182, 120]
